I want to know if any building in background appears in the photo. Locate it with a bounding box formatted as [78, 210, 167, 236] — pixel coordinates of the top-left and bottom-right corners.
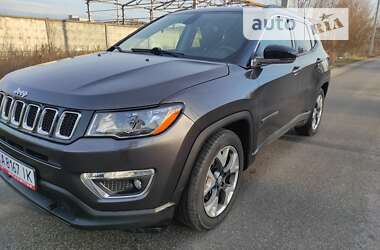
[67, 15, 88, 22]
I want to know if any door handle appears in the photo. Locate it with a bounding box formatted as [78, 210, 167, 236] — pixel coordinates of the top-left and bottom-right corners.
[292, 66, 302, 75]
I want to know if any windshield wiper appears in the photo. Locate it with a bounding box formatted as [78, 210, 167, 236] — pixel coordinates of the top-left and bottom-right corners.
[109, 45, 125, 53]
[131, 47, 185, 57]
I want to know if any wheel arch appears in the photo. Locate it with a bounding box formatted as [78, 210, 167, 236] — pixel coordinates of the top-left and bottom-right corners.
[321, 81, 329, 96]
[222, 119, 252, 170]
[172, 110, 257, 203]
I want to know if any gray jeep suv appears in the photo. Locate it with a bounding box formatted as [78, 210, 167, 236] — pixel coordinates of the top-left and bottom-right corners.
[0, 7, 330, 231]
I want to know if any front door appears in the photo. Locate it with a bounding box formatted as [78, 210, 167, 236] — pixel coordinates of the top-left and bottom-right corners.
[253, 17, 302, 146]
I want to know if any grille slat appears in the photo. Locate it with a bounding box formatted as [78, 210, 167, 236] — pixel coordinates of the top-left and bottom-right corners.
[1, 97, 14, 121]
[11, 101, 26, 126]
[37, 108, 58, 135]
[0, 93, 5, 111]
[55, 112, 81, 139]
[0, 93, 81, 140]
[22, 104, 40, 131]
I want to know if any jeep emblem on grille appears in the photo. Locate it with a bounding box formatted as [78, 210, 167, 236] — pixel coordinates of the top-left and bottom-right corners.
[14, 88, 28, 98]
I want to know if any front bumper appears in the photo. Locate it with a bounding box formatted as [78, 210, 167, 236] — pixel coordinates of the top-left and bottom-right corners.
[0, 114, 194, 229]
[0, 171, 175, 229]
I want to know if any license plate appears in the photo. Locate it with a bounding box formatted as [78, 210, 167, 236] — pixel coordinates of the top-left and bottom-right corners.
[0, 149, 36, 191]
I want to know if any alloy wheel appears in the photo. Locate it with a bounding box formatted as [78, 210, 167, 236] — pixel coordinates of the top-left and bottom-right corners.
[203, 146, 240, 218]
[311, 94, 323, 130]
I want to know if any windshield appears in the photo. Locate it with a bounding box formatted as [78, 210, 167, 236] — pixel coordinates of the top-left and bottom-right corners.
[118, 12, 246, 62]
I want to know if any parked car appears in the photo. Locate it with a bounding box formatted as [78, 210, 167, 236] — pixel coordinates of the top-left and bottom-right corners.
[0, 7, 330, 231]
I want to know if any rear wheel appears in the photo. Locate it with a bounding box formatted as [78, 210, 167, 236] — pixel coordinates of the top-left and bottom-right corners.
[176, 129, 243, 231]
[295, 89, 325, 136]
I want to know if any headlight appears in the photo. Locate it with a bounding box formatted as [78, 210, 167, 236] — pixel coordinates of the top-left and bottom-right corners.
[86, 104, 182, 138]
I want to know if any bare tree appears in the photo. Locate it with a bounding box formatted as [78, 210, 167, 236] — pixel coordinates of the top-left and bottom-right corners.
[322, 0, 373, 60]
[295, 0, 334, 8]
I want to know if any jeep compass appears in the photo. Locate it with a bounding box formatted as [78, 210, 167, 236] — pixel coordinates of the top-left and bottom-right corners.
[0, 7, 330, 231]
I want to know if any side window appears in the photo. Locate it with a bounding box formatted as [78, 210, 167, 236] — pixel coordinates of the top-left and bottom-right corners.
[255, 17, 293, 57]
[294, 22, 313, 54]
[309, 25, 318, 47]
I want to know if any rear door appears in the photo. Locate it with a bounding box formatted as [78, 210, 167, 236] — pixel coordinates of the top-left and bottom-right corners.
[291, 21, 320, 113]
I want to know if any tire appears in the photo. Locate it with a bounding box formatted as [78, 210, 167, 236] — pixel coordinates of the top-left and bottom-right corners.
[295, 89, 325, 136]
[176, 129, 244, 231]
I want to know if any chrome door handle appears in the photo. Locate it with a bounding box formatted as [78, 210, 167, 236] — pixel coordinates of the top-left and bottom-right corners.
[292, 66, 302, 75]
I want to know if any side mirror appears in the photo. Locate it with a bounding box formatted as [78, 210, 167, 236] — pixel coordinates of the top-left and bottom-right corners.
[251, 45, 297, 68]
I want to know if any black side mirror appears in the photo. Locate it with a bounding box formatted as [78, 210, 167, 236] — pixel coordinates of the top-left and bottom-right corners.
[251, 45, 297, 68]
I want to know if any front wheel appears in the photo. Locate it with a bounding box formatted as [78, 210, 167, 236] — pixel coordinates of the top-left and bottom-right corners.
[176, 129, 243, 231]
[295, 89, 325, 136]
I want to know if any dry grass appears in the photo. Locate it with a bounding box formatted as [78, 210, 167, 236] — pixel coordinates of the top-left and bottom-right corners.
[0, 45, 94, 79]
[332, 55, 369, 68]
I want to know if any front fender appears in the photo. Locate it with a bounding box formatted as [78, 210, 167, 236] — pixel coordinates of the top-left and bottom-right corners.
[171, 110, 256, 204]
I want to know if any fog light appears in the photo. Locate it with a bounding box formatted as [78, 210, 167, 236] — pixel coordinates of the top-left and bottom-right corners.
[81, 169, 154, 199]
[133, 179, 142, 190]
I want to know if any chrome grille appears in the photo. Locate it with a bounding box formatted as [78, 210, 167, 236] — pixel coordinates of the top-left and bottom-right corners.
[0, 92, 81, 140]
[37, 108, 58, 135]
[55, 111, 81, 139]
[0, 93, 5, 107]
[1, 96, 14, 121]
[11, 100, 26, 126]
[22, 104, 40, 131]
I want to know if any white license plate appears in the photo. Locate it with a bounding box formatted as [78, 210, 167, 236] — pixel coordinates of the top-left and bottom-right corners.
[0, 149, 36, 191]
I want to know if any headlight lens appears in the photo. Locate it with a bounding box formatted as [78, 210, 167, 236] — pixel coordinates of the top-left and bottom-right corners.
[86, 104, 182, 138]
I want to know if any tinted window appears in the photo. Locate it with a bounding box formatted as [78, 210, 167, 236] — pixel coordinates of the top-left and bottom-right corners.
[119, 12, 246, 61]
[255, 18, 293, 57]
[130, 23, 186, 50]
[294, 22, 313, 54]
[310, 25, 318, 47]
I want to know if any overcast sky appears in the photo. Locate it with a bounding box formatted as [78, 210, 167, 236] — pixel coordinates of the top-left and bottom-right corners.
[0, 0, 87, 18]
[0, 0, 143, 20]
[0, 0, 377, 21]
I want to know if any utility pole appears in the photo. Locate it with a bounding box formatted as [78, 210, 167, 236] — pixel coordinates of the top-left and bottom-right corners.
[281, 0, 288, 8]
[116, 0, 120, 23]
[369, 0, 380, 56]
[86, 0, 91, 22]
[192, 0, 196, 9]
[122, 5, 125, 25]
[149, 0, 154, 21]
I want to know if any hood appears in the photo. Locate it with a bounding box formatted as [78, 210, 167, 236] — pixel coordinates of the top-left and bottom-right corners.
[0, 52, 229, 110]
